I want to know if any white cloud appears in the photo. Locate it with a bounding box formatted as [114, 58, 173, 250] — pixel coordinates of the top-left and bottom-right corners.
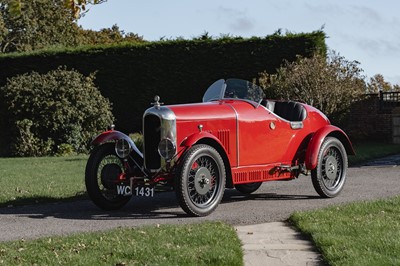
[216, 6, 255, 33]
[229, 17, 254, 32]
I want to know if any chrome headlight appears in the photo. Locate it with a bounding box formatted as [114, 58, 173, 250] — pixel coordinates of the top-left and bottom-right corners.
[158, 138, 176, 160]
[115, 138, 132, 158]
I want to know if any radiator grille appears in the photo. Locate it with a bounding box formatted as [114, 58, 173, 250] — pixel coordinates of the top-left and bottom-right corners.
[144, 114, 161, 170]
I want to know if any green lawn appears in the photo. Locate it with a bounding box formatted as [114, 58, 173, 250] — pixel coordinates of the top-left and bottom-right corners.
[290, 196, 400, 266]
[0, 222, 243, 266]
[0, 155, 87, 207]
[349, 142, 400, 165]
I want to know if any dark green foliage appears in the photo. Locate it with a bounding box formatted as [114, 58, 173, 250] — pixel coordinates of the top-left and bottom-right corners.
[0, 31, 326, 133]
[0, 67, 114, 156]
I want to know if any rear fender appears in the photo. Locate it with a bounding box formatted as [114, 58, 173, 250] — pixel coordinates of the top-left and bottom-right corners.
[91, 130, 143, 159]
[305, 125, 355, 170]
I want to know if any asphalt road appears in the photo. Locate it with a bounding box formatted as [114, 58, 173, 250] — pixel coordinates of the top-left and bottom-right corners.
[1, 156, 399, 242]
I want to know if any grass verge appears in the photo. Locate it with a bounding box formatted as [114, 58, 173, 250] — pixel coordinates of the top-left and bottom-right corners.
[290, 196, 400, 266]
[0, 222, 243, 266]
[349, 142, 400, 165]
[0, 156, 87, 207]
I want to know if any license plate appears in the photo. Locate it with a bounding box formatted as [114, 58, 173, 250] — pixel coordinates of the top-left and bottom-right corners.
[134, 186, 155, 197]
[116, 184, 154, 197]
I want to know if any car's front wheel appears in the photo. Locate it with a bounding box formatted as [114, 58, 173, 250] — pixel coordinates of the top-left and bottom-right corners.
[85, 143, 131, 210]
[175, 144, 226, 216]
[311, 137, 348, 198]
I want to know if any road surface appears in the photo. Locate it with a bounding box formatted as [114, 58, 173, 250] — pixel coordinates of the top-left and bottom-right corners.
[0, 156, 399, 242]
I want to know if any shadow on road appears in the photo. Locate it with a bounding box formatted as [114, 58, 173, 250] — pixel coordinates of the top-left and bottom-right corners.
[0, 189, 319, 221]
[223, 189, 320, 203]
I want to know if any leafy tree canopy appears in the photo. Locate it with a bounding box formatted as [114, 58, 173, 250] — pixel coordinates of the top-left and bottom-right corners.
[64, 0, 107, 18]
[0, 0, 82, 52]
[6, 0, 106, 18]
[367, 74, 400, 93]
[0, 0, 142, 53]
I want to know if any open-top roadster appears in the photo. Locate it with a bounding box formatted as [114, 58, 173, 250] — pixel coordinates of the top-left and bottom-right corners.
[85, 79, 354, 216]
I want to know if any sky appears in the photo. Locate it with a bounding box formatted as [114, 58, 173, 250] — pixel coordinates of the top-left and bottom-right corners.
[79, 0, 400, 85]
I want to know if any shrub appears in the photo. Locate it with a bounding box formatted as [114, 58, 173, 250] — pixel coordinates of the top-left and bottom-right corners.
[0, 66, 114, 156]
[258, 51, 366, 124]
[129, 132, 143, 152]
[11, 119, 54, 157]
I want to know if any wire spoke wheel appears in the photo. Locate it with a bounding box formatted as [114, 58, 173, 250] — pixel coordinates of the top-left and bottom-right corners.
[321, 148, 342, 189]
[176, 144, 226, 216]
[85, 143, 131, 210]
[97, 155, 124, 200]
[312, 137, 348, 198]
[188, 156, 219, 207]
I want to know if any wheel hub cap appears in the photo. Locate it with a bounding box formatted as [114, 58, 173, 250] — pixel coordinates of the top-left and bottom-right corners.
[100, 163, 122, 189]
[325, 155, 338, 180]
[194, 167, 212, 195]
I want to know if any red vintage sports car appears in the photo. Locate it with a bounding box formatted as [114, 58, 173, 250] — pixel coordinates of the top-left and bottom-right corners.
[85, 79, 354, 216]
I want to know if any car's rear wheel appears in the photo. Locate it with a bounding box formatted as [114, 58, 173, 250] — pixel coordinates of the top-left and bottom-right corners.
[311, 137, 348, 198]
[175, 144, 226, 217]
[85, 143, 131, 210]
[235, 182, 262, 194]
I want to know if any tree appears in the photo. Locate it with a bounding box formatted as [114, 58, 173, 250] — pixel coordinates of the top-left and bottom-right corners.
[78, 24, 143, 45]
[0, 0, 142, 53]
[64, 0, 107, 19]
[258, 51, 366, 123]
[6, 0, 106, 18]
[367, 74, 395, 93]
[0, 0, 82, 52]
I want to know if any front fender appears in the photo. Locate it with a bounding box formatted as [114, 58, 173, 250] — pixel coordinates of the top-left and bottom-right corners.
[305, 125, 355, 170]
[179, 131, 233, 188]
[180, 131, 224, 150]
[91, 130, 143, 158]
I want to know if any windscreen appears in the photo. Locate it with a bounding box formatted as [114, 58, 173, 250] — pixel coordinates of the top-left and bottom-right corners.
[203, 78, 265, 104]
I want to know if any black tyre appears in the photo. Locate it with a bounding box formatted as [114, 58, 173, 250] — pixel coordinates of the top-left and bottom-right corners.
[311, 137, 348, 198]
[175, 144, 226, 217]
[235, 182, 262, 194]
[85, 143, 131, 210]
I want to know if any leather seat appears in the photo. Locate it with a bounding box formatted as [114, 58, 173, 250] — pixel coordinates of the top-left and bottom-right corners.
[262, 100, 307, 122]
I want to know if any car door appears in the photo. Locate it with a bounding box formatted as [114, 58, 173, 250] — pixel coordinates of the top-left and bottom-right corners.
[232, 102, 295, 166]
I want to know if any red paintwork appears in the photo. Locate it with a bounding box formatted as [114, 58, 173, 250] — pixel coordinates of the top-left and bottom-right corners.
[168, 99, 352, 185]
[305, 125, 355, 169]
[91, 130, 128, 145]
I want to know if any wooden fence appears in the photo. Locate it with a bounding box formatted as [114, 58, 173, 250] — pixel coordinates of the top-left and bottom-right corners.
[379, 91, 400, 110]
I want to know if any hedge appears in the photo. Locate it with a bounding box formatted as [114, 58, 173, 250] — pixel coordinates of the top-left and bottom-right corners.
[0, 31, 326, 133]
